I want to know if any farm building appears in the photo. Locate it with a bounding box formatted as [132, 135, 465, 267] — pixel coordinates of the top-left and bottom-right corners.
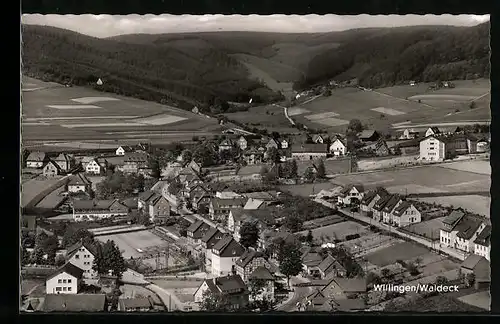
[72, 199, 129, 222]
[399, 128, 421, 140]
[67, 173, 92, 193]
[329, 138, 348, 156]
[194, 275, 249, 309]
[361, 139, 390, 157]
[43, 294, 107, 312]
[115, 145, 134, 156]
[54, 153, 73, 172]
[440, 210, 487, 254]
[291, 144, 328, 160]
[460, 254, 490, 288]
[211, 235, 245, 276]
[118, 297, 155, 312]
[235, 248, 271, 283]
[42, 160, 63, 177]
[219, 139, 234, 152]
[312, 134, 326, 144]
[425, 127, 441, 137]
[337, 184, 365, 206]
[238, 136, 248, 150]
[46, 262, 84, 295]
[137, 191, 171, 223]
[420, 134, 479, 162]
[357, 130, 380, 142]
[85, 158, 108, 175]
[26, 151, 48, 168]
[473, 225, 491, 261]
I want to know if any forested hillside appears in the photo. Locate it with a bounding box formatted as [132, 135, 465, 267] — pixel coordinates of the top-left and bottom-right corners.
[22, 25, 283, 111]
[295, 22, 490, 90]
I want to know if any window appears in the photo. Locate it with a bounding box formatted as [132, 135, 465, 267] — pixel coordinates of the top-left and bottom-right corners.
[56, 287, 62, 291]
[68, 287, 72, 291]
[63, 279, 67, 284]
[63, 287, 67, 291]
[58, 279, 62, 284]
[68, 279, 72, 283]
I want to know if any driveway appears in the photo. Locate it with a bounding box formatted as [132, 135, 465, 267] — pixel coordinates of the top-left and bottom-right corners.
[276, 276, 313, 312]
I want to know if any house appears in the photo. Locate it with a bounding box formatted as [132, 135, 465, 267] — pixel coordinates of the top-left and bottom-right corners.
[118, 297, 155, 312]
[390, 201, 421, 227]
[201, 227, 225, 272]
[291, 144, 328, 160]
[360, 188, 388, 216]
[409, 80, 416, 86]
[211, 235, 245, 276]
[373, 139, 390, 156]
[228, 209, 274, 242]
[301, 250, 323, 277]
[399, 128, 420, 140]
[54, 153, 73, 172]
[209, 197, 247, 222]
[303, 289, 330, 311]
[460, 254, 491, 285]
[238, 136, 248, 150]
[46, 262, 84, 294]
[321, 277, 367, 300]
[79, 156, 96, 169]
[419, 135, 446, 161]
[42, 160, 63, 177]
[67, 173, 92, 193]
[476, 137, 490, 153]
[242, 149, 264, 165]
[243, 198, 265, 210]
[381, 195, 404, 225]
[303, 289, 366, 312]
[187, 220, 212, 246]
[266, 138, 280, 150]
[137, 191, 171, 223]
[329, 138, 348, 156]
[440, 211, 486, 253]
[66, 239, 98, 279]
[371, 194, 394, 222]
[474, 225, 490, 261]
[312, 134, 325, 144]
[248, 266, 275, 302]
[120, 153, 150, 176]
[43, 294, 107, 312]
[337, 184, 365, 206]
[219, 139, 234, 152]
[194, 275, 249, 310]
[116, 146, 134, 156]
[26, 151, 48, 168]
[85, 158, 107, 175]
[318, 255, 346, 279]
[357, 130, 380, 142]
[281, 139, 289, 149]
[425, 127, 441, 137]
[72, 199, 129, 222]
[235, 248, 271, 282]
[444, 134, 479, 156]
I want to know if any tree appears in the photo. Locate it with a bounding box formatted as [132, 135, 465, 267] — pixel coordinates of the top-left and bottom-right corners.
[323, 89, 332, 97]
[316, 160, 326, 178]
[200, 290, 229, 311]
[366, 272, 382, 286]
[63, 228, 95, 248]
[284, 214, 303, 232]
[42, 235, 59, 265]
[305, 230, 314, 245]
[181, 149, 193, 163]
[466, 273, 476, 287]
[381, 268, 391, 278]
[21, 246, 31, 266]
[305, 134, 313, 144]
[149, 158, 161, 179]
[278, 241, 303, 288]
[239, 221, 260, 249]
[303, 167, 315, 183]
[55, 254, 66, 267]
[266, 147, 280, 164]
[348, 119, 364, 133]
[93, 240, 126, 279]
[435, 276, 448, 285]
[248, 278, 267, 301]
[193, 145, 216, 167]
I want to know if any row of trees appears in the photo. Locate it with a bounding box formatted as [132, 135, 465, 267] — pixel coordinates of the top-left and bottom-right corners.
[95, 171, 145, 199]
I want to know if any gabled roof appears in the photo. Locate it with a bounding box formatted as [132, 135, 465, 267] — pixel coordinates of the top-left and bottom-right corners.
[46, 262, 84, 281]
[330, 138, 347, 147]
[428, 127, 441, 134]
[201, 227, 221, 244]
[213, 275, 248, 294]
[323, 277, 367, 294]
[461, 254, 487, 270]
[187, 220, 211, 236]
[372, 194, 393, 211]
[360, 188, 388, 205]
[302, 252, 323, 267]
[474, 225, 491, 247]
[358, 130, 378, 139]
[119, 297, 154, 310]
[27, 151, 47, 162]
[381, 195, 402, 213]
[306, 289, 327, 306]
[67, 173, 91, 186]
[211, 197, 248, 211]
[66, 239, 97, 258]
[339, 184, 365, 197]
[391, 201, 414, 217]
[219, 139, 234, 147]
[230, 208, 274, 226]
[318, 255, 345, 274]
[124, 152, 149, 163]
[55, 153, 71, 162]
[455, 216, 484, 240]
[291, 144, 328, 154]
[43, 294, 106, 312]
[212, 235, 245, 257]
[235, 248, 266, 268]
[442, 210, 466, 228]
[44, 159, 62, 171]
[117, 145, 134, 152]
[244, 198, 265, 210]
[249, 266, 274, 281]
[312, 134, 325, 143]
[73, 199, 127, 212]
[138, 191, 156, 202]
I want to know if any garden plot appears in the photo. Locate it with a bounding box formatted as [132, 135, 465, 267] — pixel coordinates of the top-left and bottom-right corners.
[458, 291, 491, 311]
[340, 233, 402, 257]
[371, 107, 406, 116]
[419, 258, 460, 277]
[408, 94, 478, 101]
[438, 160, 491, 175]
[46, 105, 102, 109]
[287, 107, 310, 116]
[414, 196, 490, 218]
[131, 113, 188, 126]
[305, 112, 340, 120]
[400, 217, 445, 241]
[296, 221, 369, 243]
[310, 118, 350, 127]
[364, 242, 429, 267]
[72, 97, 121, 104]
[401, 269, 460, 288]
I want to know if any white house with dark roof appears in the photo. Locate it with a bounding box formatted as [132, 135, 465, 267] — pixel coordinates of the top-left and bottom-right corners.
[116, 145, 134, 156]
[329, 138, 348, 156]
[119, 152, 150, 176]
[474, 225, 491, 261]
[211, 235, 245, 276]
[67, 173, 92, 193]
[66, 240, 97, 279]
[193, 274, 249, 309]
[389, 201, 421, 227]
[201, 227, 225, 272]
[440, 210, 486, 254]
[235, 248, 271, 282]
[381, 195, 404, 224]
[360, 188, 388, 216]
[312, 134, 325, 144]
[219, 139, 234, 152]
[187, 220, 212, 246]
[248, 266, 275, 302]
[138, 191, 171, 223]
[42, 159, 63, 177]
[26, 151, 48, 168]
[281, 139, 289, 149]
[46, 263, 84, 294]
[337, 184, 365, 206]
[237, 136, 248, 150]
[85, 158, 107, 175]
[72, 199, 129, 222]
[425, 127, 441, 137]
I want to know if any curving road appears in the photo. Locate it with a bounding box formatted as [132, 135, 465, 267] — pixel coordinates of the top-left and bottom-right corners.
[276, 276, 313, 312]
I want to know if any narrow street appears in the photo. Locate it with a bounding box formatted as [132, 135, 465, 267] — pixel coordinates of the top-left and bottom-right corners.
[276, 276, 313, 312]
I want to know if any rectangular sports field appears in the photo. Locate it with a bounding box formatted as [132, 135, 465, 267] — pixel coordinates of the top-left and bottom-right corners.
[296, 221, 369, 242]
[97, 230, 168, 259]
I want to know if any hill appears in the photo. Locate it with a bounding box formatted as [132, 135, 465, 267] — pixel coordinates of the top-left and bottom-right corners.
[296, 22, 490, 90]
[21, 25, 284, 112]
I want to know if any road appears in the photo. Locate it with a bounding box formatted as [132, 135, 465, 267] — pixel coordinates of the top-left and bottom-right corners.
[276, 276, 313, 312]
[146, 284, 184, 311]
[314, 198, 469, 261]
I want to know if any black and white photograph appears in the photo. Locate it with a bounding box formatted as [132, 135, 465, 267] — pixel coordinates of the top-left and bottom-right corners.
[20, 13, 491, 313]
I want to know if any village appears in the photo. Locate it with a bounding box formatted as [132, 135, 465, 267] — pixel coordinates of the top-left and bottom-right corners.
[20, 121, 491, 312]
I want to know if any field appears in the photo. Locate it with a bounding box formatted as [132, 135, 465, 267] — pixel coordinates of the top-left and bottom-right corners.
[21, 279, 45, 296]
[21, 176, 66, 208]
[296, 221, 369, 242]
[364, 241, 430, 267]
[331, 164, 491, 194]
[224, 104, 298, 134]
[414, 196, 490, 217]
[120, 284, 163, 305]
[457, 291, 491, 311]
[400, 217, 445, 241]
[296, 158, 352, 176]
[22, 77, 220, 144]
[97, 230, 169, 259]
[340, 233, 401, 257]
[438, 160, 491, 175]
[150, 279, 203, 303]
[35, 186, 66, 209]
